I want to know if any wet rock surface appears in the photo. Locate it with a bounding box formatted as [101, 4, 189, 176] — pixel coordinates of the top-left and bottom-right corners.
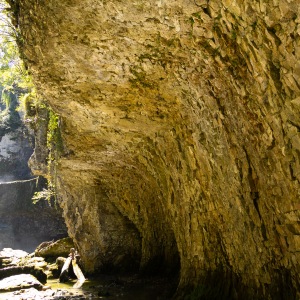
[0, 276, 176, 300]
[0, 247, 176, 300]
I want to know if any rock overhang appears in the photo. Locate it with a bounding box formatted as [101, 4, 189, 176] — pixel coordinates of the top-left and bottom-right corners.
[11, 0, 300, 298]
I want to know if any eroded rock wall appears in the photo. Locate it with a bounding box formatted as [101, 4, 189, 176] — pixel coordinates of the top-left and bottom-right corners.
[12, 0, 300, 298]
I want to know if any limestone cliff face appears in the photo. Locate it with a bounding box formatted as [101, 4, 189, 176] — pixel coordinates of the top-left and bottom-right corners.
[0, 88, 68, 252]
[0, 89, 33, 181]
[12, 0, 300, 298]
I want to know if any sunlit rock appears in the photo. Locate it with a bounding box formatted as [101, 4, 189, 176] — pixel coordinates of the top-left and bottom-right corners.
[12, 0, 300, 298]
[0, 248, 28, 267]
[35, 237, 75, 259]
[0, 274, 43, 292]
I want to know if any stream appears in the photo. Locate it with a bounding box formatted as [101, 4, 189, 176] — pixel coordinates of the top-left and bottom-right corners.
[0, 274, 177, 299]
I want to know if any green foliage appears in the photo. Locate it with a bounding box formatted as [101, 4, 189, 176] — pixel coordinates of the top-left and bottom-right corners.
[31, 109, 62, 206]
[47, 109, 63, 154]
[19, 88, 37, 115]
[1, 87, 10, 107]
[0, 3, 34, 140]
[31, 108, 63, 206]
[44, 108, 63, 205]
[32, 188, 55, 205]
[0, 1, 33, 102]
[0, 88, 21, 138]
[0, 2, 62, 205]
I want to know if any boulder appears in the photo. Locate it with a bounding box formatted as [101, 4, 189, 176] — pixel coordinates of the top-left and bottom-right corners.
[0, 274, 44, 292]
[56, 257, 67, 270]
[0, 248, 28, 267]
[35, 237, 74, 259]
[0, 266, 47, 284]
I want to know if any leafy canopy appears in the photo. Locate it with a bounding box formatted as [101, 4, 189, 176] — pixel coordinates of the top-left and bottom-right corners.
[0, 1, 35, 137]
[0, 1, 33, 99]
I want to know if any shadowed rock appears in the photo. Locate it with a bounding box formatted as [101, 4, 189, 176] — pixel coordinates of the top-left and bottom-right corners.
[0, 266, 46, 284]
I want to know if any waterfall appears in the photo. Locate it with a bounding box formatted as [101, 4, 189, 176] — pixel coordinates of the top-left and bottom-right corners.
[0, 177, 67, 252]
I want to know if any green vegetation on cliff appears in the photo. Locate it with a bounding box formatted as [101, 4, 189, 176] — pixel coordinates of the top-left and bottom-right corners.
[0, 1, 31, 89]
[0, 89, 21, 138]
[0, 1, 31, 137]
[0, 1, 63, 202]
[32, 107, 63, 204]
